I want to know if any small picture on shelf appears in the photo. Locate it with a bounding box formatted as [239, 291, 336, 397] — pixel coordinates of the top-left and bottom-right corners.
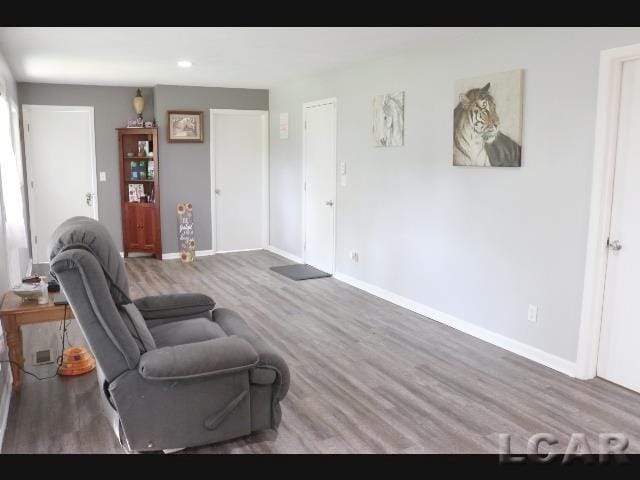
[127, 119, 143, 128]
[128, 183, 145, 202]
[130, 161, 139, 180]
[147, 160, 155, 180]
[137, 140, 150, 157]
[128, 184, 138, 202]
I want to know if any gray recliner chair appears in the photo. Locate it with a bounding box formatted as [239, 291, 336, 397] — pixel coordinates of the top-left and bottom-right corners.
[48, 216, 289, 453]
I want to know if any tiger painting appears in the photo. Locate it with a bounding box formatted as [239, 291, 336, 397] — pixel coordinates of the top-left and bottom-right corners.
[453, 82, 521, 167]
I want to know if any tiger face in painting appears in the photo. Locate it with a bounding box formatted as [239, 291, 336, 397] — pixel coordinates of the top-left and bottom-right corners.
[453, 83, 499, 166]
[453, 82, 521, 167]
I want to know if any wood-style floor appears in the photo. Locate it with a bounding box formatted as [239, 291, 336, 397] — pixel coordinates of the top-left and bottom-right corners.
[3, 250, 640, 453]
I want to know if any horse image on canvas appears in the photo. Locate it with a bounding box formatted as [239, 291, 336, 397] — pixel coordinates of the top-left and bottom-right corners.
[373, 91, 405, 147]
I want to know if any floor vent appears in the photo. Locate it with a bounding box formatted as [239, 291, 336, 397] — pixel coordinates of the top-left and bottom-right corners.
[33, 349, 54, 365]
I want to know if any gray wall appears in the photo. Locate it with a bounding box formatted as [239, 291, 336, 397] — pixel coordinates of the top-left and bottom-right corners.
[153, 85, 268, 252]
[17, 83, 155, 251]
[268, 27, 640, 363]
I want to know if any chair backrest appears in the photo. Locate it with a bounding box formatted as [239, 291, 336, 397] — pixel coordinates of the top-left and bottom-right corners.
[49, 217, 144, 381]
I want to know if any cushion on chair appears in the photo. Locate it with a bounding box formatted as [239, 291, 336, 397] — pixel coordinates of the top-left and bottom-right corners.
[134, 293, 216, 320]
[120, 303, 157, 352]
[150, 317, 227, 348]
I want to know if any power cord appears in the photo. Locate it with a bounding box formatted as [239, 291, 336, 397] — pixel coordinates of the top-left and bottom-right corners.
[0, 304, 71, 381]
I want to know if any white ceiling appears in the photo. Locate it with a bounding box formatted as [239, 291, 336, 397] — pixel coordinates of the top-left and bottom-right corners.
[0, 27, 469, 89]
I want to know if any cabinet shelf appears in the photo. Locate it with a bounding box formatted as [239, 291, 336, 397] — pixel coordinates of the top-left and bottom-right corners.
[118, 127, 161, 259]
[125, 201, 156, 206]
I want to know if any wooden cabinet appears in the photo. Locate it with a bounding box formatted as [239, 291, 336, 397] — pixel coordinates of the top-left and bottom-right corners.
[118, 128, 162, 259]
[124, 203, 159, 252]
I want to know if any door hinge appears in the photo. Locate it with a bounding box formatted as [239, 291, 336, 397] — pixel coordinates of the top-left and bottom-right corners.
[304, 120, 307, 130]
[30, 180, 34, 188]
[304, 182, 307, 192]
[27, 123, 30, 133]
[304, 241, 306, 250]
[34, 235, 37, 244]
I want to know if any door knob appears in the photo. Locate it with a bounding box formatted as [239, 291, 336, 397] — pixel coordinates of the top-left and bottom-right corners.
[325, 200, 334, 206]
[607, 239, 622, 252]
[215, 188, 221, 195]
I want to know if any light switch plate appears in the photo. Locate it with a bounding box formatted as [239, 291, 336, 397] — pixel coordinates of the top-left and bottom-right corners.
[99, 171, 107, 182]
[527, 304, 538, 323]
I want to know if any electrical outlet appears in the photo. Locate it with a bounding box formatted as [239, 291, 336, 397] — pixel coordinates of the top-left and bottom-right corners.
[527, 304, 538, 323]
[349, 250, 359, 263]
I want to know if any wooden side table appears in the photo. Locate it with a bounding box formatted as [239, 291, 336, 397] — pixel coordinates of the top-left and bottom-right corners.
[0, 291, 75, 392]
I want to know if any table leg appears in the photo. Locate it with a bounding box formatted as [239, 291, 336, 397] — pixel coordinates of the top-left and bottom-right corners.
[1, 314, 23, 392]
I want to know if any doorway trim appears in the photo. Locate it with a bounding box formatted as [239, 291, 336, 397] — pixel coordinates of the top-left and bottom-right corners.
[209, 109, 269, 254]
[576, 43, 640, 380]
[22, 104, 98, 264]
[302, 97, 337, 274]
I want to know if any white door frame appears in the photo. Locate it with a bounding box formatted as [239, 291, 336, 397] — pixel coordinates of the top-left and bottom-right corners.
[575, 43, 640, 380]
[302, 97, 337, 273]
[209, 109, 269, 254]
[22, 104, 98, 264]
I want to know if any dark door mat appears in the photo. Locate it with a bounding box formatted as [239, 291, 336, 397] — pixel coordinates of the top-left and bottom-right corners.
[270, 264, 331, 281]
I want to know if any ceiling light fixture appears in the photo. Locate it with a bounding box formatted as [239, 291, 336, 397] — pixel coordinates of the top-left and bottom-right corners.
[177, 60, 193, 68]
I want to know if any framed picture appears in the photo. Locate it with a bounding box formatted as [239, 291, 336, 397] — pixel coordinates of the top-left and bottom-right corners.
[128, 183, 144, 202]
[167, 111, 204, 143]
[372, 91, 405, 147]
[137, 140, 149, 156]
[453, 69, 523, 167]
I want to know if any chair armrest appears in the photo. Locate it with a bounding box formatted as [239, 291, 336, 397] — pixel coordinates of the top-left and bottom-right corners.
[138, 336, 258, 381]
[134, 293, 215, 320]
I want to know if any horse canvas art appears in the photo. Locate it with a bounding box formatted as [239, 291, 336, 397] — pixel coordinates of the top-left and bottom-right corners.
[373, 91, 405, 147]
[453, 70, 523, 167]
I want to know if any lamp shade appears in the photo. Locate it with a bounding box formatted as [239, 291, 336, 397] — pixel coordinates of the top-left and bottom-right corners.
[133, 88, 144, 117]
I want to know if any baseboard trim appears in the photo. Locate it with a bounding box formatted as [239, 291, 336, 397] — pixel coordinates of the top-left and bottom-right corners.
[265, 245, 303, 264]
[0, 370, 12, 453]
[333, 272, 577, 378]
[162, 250, 214, 260]
[215, 248, 263, 254]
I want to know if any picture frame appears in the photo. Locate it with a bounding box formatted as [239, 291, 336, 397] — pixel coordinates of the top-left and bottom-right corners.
[167, 111, 204, 143]
[128, 183, 144, 202]
[137, 140, 150, 156]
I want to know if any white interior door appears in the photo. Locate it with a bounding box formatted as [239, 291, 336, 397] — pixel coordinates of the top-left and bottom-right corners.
[303, 99, 336, 274]
[23, 105, 97, 264]
[597, 58, 640, 393]
[211, 110, 268, 253]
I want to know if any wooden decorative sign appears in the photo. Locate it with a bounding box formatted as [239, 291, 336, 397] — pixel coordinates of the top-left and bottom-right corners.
[177, 202, 195, 262]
